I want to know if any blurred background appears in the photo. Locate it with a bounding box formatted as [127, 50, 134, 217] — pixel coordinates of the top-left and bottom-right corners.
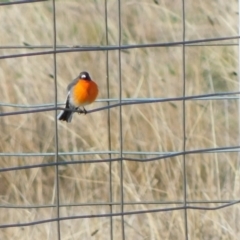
[0, 0, 239, 239]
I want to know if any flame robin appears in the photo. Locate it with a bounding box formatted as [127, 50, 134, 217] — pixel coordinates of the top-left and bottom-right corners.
[58, 71, 98, 122]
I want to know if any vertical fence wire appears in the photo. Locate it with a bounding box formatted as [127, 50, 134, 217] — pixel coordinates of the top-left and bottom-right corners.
[117, 0, 125, 239]
[104, 0, 113, 239]
[181, 0, 189, 239]
[52, 0, 61, 239]
[235, 0, 240, 231]
[236, 0, 240, 197]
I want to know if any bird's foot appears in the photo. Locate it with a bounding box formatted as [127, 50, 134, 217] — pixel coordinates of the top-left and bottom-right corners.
[76, 107, 87, 115]
[83, 107, 87, 115]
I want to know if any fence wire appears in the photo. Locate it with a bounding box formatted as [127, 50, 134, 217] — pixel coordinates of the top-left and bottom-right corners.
[0, 0, 240, 239]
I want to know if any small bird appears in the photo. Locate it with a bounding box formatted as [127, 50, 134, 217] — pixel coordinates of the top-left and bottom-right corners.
[58, 71, 98, 122]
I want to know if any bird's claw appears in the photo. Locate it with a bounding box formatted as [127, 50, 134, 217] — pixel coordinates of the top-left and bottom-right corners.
[77, 107, 87, 115]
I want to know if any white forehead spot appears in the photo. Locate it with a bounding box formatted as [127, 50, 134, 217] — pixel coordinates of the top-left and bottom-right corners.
[81, 74, 86, 78]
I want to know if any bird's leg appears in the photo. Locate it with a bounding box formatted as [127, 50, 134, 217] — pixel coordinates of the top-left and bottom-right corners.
[76, 107, 87, 114]
[76, 107, 84, 114]
[83, 107, 87, 114]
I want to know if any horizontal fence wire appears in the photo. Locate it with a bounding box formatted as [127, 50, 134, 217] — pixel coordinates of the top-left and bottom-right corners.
[1, 199, 240, 208]
[0, 36, 240, 60]
[0, 0, 48, 6]
[0, 92, 240, 117]
[1, 200, 240, 229]
[0, 0, 240, 239]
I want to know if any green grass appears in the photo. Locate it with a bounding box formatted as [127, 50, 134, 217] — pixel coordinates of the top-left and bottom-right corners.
[0, 0, 239, 239]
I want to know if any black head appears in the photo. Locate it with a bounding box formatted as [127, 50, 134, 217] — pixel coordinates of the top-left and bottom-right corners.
[79, 71, 91, 80]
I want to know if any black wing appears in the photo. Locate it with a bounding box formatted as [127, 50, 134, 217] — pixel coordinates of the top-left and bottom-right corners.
[67, 77, 79, 91]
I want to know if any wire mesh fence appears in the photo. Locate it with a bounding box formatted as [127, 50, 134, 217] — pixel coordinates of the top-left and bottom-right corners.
[0, 0, 240, 239]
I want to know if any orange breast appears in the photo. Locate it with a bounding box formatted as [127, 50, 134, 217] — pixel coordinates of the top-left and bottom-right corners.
[73, 79, 98, 106]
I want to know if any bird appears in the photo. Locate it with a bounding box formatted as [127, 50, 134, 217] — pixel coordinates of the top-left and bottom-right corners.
[57, 71, 98, 122]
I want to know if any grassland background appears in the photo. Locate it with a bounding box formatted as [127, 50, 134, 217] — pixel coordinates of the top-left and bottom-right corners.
[0, 0, 240, 239]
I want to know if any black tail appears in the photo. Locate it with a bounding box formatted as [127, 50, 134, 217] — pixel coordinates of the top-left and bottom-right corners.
[58, 95, 73, 122]
[57, 109, 73, 122]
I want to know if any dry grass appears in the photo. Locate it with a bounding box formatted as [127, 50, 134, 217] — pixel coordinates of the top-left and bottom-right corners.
[0, 0, 239, 239]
